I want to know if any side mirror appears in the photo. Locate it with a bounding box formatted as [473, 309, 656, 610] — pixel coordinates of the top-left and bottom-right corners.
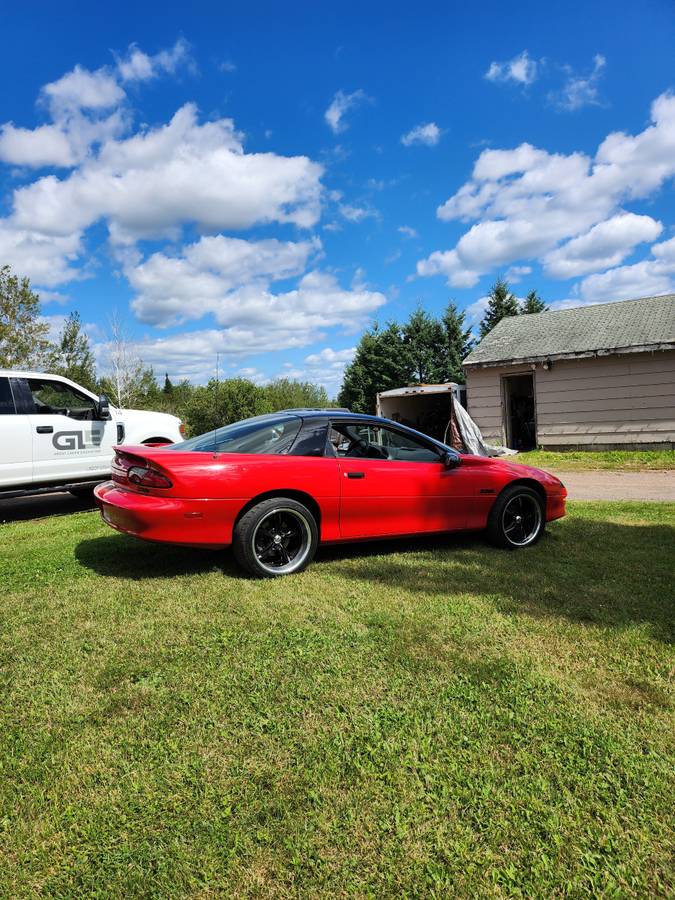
[96, 394, 110, 420]
[442, 450, 461, 468]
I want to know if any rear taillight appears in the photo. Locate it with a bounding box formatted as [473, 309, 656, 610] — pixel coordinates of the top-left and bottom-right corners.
[179, 421, 186, 437]
[127, 466, 173, 489]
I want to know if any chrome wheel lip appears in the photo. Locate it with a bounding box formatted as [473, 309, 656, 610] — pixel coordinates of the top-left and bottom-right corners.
[501, 493, 542, 547]
[252, 506, 312, 575]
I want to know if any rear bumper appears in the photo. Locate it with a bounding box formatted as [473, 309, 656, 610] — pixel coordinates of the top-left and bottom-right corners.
[94, 481, 241, 547]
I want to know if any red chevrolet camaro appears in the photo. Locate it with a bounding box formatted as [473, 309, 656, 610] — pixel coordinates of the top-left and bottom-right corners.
[94, 409, 566, 577]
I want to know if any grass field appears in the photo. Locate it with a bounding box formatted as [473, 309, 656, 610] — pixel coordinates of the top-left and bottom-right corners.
[513, 449, 675, 471]
[1, 502, 674, 896]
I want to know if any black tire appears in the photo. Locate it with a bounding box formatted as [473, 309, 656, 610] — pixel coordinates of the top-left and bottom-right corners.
[232, 497, 318, 577]
[486, 485, 545, 550]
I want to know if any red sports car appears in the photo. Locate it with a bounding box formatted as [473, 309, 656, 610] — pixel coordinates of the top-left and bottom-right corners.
[94, 409, 566, 577]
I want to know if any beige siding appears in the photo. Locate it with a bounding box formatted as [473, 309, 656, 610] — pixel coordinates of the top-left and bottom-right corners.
[465, 349, 675, 449]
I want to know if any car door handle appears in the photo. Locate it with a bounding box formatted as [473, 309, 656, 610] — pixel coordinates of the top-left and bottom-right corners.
[346, 471, 365, 479]
[36, 425, 54, 434]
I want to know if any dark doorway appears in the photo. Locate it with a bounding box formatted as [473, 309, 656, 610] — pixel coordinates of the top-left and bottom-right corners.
[503, 374, 536, 450]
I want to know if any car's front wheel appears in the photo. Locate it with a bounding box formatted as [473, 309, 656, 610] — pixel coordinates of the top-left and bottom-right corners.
[486, 485, 545, 549]
[232, 497, 318, 577]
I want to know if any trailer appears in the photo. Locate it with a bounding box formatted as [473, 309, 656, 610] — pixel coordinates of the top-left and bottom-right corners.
[375, 382, 514, 457]
[375, 383, 466, 444]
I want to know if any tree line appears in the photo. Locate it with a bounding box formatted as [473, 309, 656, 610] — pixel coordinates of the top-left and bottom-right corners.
[338, 281, 547, 413]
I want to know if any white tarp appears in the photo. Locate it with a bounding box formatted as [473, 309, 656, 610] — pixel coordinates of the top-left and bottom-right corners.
[452, 398, 517, 457]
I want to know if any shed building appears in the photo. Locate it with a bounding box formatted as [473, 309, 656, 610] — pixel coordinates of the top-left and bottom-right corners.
[462, 294, 675, 451]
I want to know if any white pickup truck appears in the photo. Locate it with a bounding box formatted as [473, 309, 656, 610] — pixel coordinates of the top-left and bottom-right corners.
[0, 370, 184, 498]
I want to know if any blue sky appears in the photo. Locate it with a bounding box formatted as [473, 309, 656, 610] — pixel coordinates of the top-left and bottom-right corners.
[1, 0, 674, 392]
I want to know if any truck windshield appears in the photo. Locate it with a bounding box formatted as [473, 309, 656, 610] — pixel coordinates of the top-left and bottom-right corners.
[171, 415, 302, 455]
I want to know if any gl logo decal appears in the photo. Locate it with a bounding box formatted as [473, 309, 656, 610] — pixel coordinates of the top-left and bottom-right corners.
[53, 431, 86, 450]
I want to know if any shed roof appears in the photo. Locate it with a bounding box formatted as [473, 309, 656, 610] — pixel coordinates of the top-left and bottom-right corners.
[463, 293, 675, 368]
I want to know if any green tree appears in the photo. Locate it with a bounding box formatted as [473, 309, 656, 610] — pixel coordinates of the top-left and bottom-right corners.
[163, 372, 174, 394]
[521, 289, 547, 314]
[338, 322, 411, 413]
[49, 311, 97, 390]
[479, 279, 520, 338]
[442, 301, 473, 383]
[182, 378, 269, 435]
[264, 378, 329, 412]
[402, 306, 446, 384]
[0, 265, 50, 368]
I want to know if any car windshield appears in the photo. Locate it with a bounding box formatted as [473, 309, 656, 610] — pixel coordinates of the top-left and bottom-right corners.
[171, 414, 302, 455]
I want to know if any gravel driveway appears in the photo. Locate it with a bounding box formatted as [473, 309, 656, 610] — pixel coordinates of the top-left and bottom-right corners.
[548, 469, 675, 501]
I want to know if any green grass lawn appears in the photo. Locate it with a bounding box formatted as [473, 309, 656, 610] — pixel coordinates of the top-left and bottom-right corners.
[1, 502, 673, 897]
[513, 449, 675, 471]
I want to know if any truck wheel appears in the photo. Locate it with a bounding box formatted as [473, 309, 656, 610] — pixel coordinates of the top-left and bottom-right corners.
[486, 485, 545, 549]
[233, 497, 318, 577]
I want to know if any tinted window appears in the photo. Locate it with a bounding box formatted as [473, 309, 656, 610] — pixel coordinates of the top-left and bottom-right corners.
[27, 378, 97, 420]
[0, 377, 15, 414]
[175, 415, 302, 455]
[329, 422, 440, 462]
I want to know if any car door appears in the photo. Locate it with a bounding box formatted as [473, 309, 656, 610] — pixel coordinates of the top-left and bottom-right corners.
[330, 421, 469, 539]
[19, 376, 118, 485]
[0, 376, 33, 488]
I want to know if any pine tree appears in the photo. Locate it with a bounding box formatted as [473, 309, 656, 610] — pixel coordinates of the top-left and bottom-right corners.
[163, 372, 174, 394]
[402, 306, 447, 384]
[0, 265, 50, 368]
[521, 289, 547, 314]
[338, 322, 412, 413]
[442, 301, 473, 383]
[49, 311, 97, 390]
[479, 279, 520, 338]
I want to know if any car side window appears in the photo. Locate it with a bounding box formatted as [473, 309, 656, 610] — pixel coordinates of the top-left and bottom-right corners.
[329, 423, 441, 462]
[27, 378, 97, 420]
[0, 377, 16, 414]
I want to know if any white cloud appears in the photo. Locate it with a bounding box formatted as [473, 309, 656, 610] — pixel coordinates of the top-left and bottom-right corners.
[504, 265, 532, 283]
[126, 272, 383, 383]
[129, 235, 321, 326]
[10, 103, 323, 241]
[42, 65, 124, 115]
[0, 42, 191, 171]
[485, 51, 538, 86]
[339, 203, 378, 223]
[418, 92, 675, 287]
[218, 60, 237, 74]
[401, 122, 442, 147]
[543, 212, 662, 278]
[116, 39, 191, 82]
[398, 225, 417, 238]
[551, 54, 606, 112]
[324, 89, 369, 134]
[579, 235, 675, 301]
[302, 346, 356, 391]
[0, 224, 83, 286]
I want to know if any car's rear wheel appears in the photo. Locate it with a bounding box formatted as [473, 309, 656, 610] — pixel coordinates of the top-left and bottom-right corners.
[232, 497, 318, 577]
[487, 485, 545, 549]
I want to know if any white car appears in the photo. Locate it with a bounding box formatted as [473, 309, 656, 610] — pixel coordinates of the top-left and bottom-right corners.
[0, 370, 185, 498]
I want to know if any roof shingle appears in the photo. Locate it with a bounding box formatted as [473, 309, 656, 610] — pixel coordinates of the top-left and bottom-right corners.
[463, 294, 675, 367]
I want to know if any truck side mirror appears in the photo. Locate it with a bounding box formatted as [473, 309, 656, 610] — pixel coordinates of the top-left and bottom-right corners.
[96, 394, 110, 420]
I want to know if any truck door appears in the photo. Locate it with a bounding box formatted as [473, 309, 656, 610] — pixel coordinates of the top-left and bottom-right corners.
[0, 377, 33, 488]
[19, 376, 118, 485]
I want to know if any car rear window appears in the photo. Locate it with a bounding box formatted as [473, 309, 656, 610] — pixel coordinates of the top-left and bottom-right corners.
[173, 415, 302, 455]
